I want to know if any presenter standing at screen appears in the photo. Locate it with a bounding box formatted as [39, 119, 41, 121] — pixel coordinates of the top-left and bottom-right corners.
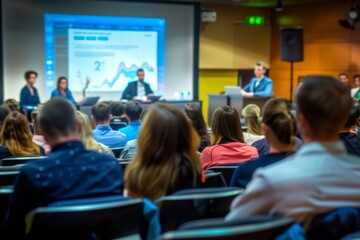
[20, 70, 41, 108]
[241, 62, 273, 97]
[51, 76, 77, 104]
[122, 69, 154, 101]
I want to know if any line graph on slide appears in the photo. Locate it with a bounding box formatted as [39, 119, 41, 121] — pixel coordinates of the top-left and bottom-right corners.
[91, 62, 155, 89]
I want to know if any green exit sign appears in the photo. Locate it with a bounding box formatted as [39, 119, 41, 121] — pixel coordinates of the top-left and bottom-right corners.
[245, 16, 265, 25]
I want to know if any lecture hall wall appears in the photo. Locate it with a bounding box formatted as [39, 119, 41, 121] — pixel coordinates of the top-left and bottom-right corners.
[270, 0, 360, 99]
[198, 4, 271, 121]
[199, 0, 360, 121]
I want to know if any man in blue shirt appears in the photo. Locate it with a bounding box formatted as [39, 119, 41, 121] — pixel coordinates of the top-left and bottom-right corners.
[228, 76, 360, 223]
[92, 102, 127, 147]
[241, 62, 273, 97]
[4, 98, 124, 238]
[121, 101, 143, 142]
[20, 70, 41, 108]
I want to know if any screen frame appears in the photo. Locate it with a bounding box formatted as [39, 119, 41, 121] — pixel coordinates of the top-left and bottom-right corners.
[0, 0, 200, 102]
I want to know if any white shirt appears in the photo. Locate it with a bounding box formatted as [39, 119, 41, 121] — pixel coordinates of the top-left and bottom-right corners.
[255, 79, 262, 88]
[226, 141, 360, 223]
[137, 82, 146, 98]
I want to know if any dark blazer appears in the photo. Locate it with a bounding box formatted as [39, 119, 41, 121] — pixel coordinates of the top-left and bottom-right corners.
[339, 132, 360, 157]
[121, 81, 153, 100]
[230, 152, 290, 189]
[20, 85, 40, 107]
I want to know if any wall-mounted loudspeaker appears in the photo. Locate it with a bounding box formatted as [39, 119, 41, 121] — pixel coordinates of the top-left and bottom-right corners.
[280, 27, 304, 62]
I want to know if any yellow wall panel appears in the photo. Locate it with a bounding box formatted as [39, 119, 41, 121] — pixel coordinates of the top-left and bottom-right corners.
[199, 69, 238, 124]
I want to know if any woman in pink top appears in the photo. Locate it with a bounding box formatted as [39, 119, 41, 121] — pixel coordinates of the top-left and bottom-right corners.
[201, 106, 258, 170]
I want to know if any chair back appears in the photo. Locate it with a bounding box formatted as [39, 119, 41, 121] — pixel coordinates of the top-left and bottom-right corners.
[117, 159, 132, 171]
[204, 172, 227, 187]
[207, 165, 239, 186]
[0, 171, 19, 187]
[0, 187, 13, 234]
[155, 187, 243, 233]
[110, 147, 124, 158]
[306, 208, 360, 240]
[342, 231, 360, 240]
[25, 196, 145, 239]
[160, 217, 295, 240]
[0, 156, 46, 166]
[110, 121, 127, 131]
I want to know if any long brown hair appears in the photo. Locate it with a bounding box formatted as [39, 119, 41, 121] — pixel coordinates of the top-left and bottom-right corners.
[185, 103, 210, 147]
[0, 111, 40, 156]
[125, 103, 201, 201]
[211, 106, 244, 145]
[262, 98, 297, 150]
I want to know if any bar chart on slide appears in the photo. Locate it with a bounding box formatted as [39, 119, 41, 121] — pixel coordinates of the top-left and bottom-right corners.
[68, 29, 158, 92]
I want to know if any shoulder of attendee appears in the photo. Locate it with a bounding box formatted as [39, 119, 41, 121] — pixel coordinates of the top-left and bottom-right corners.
[263, 76, 273, 82]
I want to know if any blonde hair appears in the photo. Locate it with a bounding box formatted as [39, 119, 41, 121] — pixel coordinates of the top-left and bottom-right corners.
[262, 98, 296, 150]
[1, 112, 40, 156]
[125, 104, 201, 201]
[3, 98, 20, 112]
[211, 106, 244, 145]
[242, 104, 262, 135]
[75, 111, 112, 154]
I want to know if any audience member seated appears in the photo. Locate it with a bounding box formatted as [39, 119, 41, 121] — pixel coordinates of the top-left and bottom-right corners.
[227, 75, 360, 223]
[76, 111, 115, 157]
[92, 102, 126, 147]
[31, 105, 51, 155]
[119, 108, 149, 159]
[339, 100, 360, 156]
[20, 70, 41, 108]
[120, 101, 143, 142]
[3, 98, 21, 113]
[230, 98, 297, 189]
[242, 104, 265, 145]
[50, 76, 78, 104]
[3, 98, 124, 239]
[339, 72, 352, 91]
[201, 106, 258, 170]
[351, 74, 360, 100]
[110, 101, 128, 126]
[0, 111, 45, 159]
[185, 103, 210, 152]
[0, 105, 10, 131]
[125, 104, 202, 201]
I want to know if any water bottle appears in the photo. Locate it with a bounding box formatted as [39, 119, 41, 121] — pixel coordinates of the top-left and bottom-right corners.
[180, 91, 184, 101]
[187, 91, 191, 101]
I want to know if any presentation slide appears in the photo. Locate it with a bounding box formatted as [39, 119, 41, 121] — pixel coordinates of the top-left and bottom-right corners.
[2, 0, 195, 101]
[44, 14, 165, 95]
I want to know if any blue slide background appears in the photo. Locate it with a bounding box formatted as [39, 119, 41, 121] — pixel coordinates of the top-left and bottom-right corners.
[44, 14, 165, 96]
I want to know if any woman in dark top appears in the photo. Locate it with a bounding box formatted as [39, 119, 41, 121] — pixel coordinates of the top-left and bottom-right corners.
[230, 98, 297, 189]
[338, 100, 360, 156]
[125, 104, 202, 201]
[185, 103, 210, 152]
[0, 111, 45, 159]
[20, 70, 40, 108]
[51, 76, 77, 104]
